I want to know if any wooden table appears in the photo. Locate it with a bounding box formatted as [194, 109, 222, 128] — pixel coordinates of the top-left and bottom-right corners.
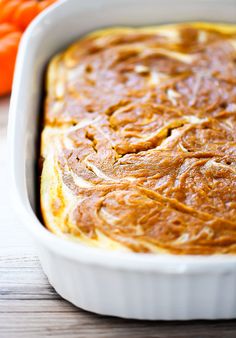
[1, 96, 236, 337]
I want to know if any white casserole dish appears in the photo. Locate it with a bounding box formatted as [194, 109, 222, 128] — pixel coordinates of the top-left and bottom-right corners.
[8, 0, 236, 320]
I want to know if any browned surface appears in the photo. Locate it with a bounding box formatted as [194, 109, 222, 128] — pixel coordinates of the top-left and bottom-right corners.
[2, 98, 236, 337]
[42, 24, 236, 254]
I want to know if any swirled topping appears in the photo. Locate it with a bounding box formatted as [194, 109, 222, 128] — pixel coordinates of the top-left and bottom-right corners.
[41, 23, 236, 254]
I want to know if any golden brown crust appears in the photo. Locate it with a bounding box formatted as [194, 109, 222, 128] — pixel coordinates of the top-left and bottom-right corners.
[40, 23, 236, 254]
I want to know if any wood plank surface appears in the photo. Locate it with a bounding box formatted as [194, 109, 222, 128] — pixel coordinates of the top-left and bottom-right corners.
[1, 96, 236, 337]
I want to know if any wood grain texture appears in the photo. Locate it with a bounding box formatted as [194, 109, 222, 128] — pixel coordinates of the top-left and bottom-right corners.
[1, 97, 236, 337]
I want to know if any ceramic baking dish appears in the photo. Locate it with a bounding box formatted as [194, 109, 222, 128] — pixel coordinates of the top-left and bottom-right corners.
[8, 0, 236, 320]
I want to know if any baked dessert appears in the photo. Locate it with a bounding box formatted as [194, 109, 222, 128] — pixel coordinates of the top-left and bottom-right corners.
[40, 23, 236, 254]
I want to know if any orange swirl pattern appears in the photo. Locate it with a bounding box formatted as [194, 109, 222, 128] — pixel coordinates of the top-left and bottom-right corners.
[41, 23, 236, 254]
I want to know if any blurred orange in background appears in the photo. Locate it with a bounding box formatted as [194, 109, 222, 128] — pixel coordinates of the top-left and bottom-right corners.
[0, 0, 56, 96]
